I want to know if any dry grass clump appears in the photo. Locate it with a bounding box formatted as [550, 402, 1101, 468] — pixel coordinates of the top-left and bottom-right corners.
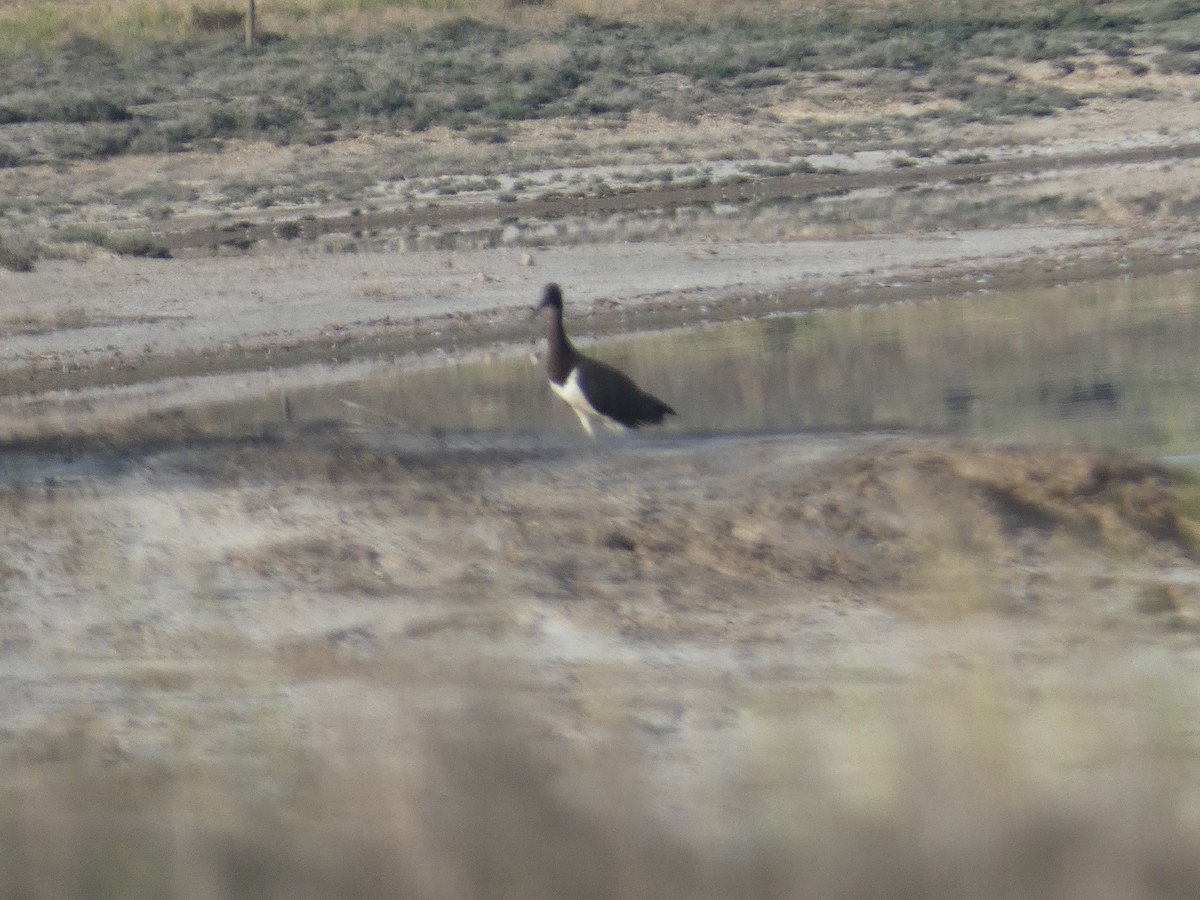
[0, 306, 94, 337]
[191, 4, 244, 33]
[502, 439, 1196, 624]
[0, 232, 37, 272]
[813, 442, 1190, 555]
[0, 226, 170, 272]
[775, 442, 1198, 617]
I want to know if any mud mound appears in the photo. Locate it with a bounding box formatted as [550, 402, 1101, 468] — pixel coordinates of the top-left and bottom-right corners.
[890, 443, 1185, 548]
[476, 438, 1195, 630]
[766, 442, 1196, 618]
[788, 441, 1190, 579]
[163, 432, 1199, 638]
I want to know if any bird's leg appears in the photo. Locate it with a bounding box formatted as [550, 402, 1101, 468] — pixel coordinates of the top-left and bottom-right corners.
[574, 408, 596, 437]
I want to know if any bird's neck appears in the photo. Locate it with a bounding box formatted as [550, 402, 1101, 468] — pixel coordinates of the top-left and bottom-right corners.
[545, 308, 577, 385]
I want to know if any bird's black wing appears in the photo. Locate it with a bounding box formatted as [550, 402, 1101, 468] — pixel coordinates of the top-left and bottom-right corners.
[577, 357, 676, 428]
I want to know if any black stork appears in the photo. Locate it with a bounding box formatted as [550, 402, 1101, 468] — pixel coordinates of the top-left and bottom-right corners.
[532, 283, 677, 437]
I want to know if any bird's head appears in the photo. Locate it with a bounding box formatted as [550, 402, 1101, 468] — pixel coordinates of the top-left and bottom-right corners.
[531, 283, 564, 319]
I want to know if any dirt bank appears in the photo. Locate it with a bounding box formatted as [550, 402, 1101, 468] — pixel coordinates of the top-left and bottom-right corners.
[2, 431, 1197, 795]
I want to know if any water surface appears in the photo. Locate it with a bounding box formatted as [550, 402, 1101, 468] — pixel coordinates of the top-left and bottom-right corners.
[267, 267, 1200, 456]
[4, 267, 1200, 460]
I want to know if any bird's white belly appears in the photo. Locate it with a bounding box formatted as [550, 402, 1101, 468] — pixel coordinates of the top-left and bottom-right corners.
[552, 369, 625, 436]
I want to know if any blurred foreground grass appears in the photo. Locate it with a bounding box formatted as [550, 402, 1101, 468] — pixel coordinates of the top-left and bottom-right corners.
[3, 646, 1200, 900]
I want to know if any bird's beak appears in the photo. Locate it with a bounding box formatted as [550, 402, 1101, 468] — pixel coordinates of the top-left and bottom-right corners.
[529, 302, 546, 321]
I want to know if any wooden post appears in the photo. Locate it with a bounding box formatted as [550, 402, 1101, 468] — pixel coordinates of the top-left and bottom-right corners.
[245, 0, 256, 48]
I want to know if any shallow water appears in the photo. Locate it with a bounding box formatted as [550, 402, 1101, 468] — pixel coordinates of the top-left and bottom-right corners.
[261, 267, 1200, 455]
[5, 266, 1200, 460]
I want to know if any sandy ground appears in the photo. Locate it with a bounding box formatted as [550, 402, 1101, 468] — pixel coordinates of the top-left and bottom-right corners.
[5, 93, 1200, 855]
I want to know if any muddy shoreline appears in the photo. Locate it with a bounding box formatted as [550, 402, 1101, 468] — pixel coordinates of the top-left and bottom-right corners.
[4, 222, 1197, 402]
